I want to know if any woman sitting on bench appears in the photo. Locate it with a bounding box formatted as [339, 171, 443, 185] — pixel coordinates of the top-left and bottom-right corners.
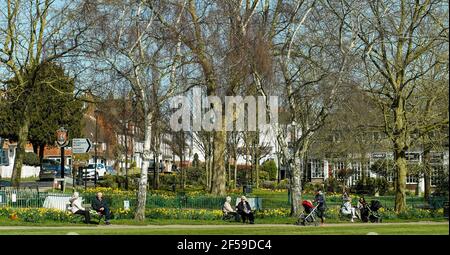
[69, 192, 90, 224]
[223, 196, 239, 221]
[237, 196, 254, 224]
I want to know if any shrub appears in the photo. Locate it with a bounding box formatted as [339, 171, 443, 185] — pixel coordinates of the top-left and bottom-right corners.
[275, 179, 289, 190]
[259, 171, 269, 182]
[97, 175, 118, 189]
[261, 160, 277, 181]
[261, 180, 276, 190]
[185, 167, 203, 185]
[353, 177, 390, 195]
[375, 177, 389, 195]
[324, 177, 340, 193]
[303, 182, 323, 194]
[23, 152, 40, 166]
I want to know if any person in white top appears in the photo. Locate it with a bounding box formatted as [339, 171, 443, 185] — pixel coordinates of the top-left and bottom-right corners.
[341, 197, 357, 222]
[69, 192, 90, 224]
[223, 196, 239, 221]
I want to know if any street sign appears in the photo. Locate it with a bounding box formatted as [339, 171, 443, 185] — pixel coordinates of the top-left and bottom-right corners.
[56, 127, 68, 147]
[72, 138, 92, 154]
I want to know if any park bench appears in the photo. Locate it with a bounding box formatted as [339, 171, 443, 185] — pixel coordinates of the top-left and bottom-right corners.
[65, 202, 104, 224]
[234, 197, 262, 210]
[221, 207, 240, 222]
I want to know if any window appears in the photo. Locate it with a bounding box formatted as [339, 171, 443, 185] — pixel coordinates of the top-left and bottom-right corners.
[333, 161, 346, 177]
[431, 165, 445, 186]
[352, 162, 362, 183]
[0, 148, 8, 165]
[406, 175, 418, 184]
[311, 160, 324, 178]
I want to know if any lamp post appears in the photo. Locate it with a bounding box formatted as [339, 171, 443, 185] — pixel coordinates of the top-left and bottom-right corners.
[56, 127, 68, 192]
[94, 109, 99, 188]
[289, 121, 297, 205]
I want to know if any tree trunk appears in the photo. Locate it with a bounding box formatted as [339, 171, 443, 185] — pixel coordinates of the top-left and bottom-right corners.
[394, 141, 408, 213]
[205, 154, 209, 190]
[423, 144, 432, 201]
[135, 112, 151, 221]
[38, 144, 45, 173]
[154, 134, 161, 190]
[125, 124, 128, 190]
[208, 153, 213, 191]
[181, 152, 185, 190]
[361, 150, 367, 186]
[234, 153, 238, 190]
[11, 116, 30, 187]
[255, 156, 259, 189]
[393, 97, 408, 213]
[211, 130, 226, 195]
[289, 156, 302, 216]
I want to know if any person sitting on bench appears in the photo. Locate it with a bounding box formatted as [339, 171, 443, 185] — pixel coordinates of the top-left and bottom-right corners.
[236, 196, 254, 224]
[91, 192, 111, 225]
[69, 192, 90, 224]
[223, 196, 239, 221]
[341, 198, 358, 222]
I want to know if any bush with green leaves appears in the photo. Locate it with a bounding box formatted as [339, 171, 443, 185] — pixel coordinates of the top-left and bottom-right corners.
[261, 160, 277, 181]
[353, 177, 390, 195]
[275, 179, 289, 190]
[261, 180, 276, 189]
[324, 177, 340, 193]
[185, 167, 203, 185]
[303, 182, 324, 194]
[259, 171, 269, 182]
[23, 152, 40, 166]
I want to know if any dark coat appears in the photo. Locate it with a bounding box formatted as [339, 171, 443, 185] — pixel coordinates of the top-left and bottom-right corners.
[314, 193, 327, 211]
[237, 201, 252, 214]
[91, 197, 108, 211]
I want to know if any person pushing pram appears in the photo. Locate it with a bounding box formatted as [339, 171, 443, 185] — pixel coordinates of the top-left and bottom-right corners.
[296, 190, 327, 226]
[296, 200, 320, 226]
[358, 197, 383, 223]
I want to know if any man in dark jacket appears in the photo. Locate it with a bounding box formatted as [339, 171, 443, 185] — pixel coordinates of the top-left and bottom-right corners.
[92, 192, 111, 225]
[236, 196, 254, 224]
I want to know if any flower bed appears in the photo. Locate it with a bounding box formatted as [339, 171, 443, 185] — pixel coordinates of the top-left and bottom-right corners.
[0, 207, 75, 222]
[0, 206, 445, 223]
[321, 206, 444, 220]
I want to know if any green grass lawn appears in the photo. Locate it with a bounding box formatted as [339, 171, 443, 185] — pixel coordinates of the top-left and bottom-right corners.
[0, 216, 447, 227]
[0, 223, 447, 235]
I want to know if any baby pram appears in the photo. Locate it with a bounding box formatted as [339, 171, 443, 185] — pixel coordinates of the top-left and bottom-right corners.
[360, 200, 382, 223]
[296, 200, 320, 226]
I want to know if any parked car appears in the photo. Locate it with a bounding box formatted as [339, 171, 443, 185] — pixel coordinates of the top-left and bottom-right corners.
[81, 163, 106, 180]
[39, 159, 71, 181]
[105, 166, 116, 176]
[0, 180, 11, 187]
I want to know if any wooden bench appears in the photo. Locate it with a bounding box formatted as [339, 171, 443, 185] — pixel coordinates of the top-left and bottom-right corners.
[66, 203, 104, 224]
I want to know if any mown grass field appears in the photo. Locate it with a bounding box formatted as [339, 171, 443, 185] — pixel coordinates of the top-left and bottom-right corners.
[0, 222, 447, 235]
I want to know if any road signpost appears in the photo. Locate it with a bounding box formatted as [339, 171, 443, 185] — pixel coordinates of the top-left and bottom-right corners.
[72, 138, 92, 189]
[72, 138, 92, 154]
